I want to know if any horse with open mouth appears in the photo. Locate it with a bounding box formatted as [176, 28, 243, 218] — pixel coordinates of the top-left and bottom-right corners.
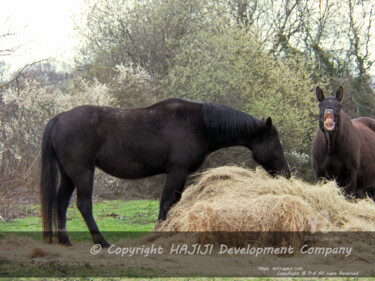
[312, 86, 375, 199]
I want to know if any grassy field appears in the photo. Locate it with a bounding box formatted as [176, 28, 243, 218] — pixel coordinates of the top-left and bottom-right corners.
[0, 199, 159, 233]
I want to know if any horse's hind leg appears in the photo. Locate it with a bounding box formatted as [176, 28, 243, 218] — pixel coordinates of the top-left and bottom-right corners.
[75, 168, 110, 247]
[158, 168, 188, 221]
[57, 167, 75, 245]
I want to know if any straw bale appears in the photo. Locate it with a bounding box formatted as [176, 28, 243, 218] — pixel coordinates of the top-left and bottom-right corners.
[155, 166, 375, 246]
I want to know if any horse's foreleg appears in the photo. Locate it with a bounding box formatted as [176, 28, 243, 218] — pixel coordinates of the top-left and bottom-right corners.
[158, 168, 188, 221]
[57, 169, 75, 246]
[75, 169, 110, 247]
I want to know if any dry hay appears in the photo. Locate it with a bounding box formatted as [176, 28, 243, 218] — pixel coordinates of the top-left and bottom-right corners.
[155, 166, 375, 246]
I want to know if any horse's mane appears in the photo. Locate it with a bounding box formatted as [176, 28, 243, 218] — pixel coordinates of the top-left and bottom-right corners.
[202, 102, 262, 136]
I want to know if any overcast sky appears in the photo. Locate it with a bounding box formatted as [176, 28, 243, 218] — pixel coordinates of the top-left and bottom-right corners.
[0, 0, 83, 74]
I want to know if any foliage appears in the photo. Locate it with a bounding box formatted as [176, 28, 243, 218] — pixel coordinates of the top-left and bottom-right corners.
[226, 0, 375, 117]
[76, 0, 206, 82]
[76, 0, 375, 114]
[108, 63, 161, 107]
[0, 74, 114, 193]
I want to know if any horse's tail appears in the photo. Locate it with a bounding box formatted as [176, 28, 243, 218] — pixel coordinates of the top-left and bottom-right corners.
[40, 116, 59, 243]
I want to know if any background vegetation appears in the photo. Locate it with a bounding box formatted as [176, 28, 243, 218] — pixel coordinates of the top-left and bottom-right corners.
[1, 0, 375, 204]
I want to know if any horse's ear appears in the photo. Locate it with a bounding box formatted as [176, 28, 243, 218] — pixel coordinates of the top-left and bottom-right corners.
[316, 86, 324, 102]
[336, 86, 344, 102]
[265, 117, 272, 129]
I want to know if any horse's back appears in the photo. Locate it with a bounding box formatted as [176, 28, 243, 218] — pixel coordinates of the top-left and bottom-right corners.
[52, 105, 128, 146]
[351, 117, 375, 191]
[50, 101, 206, 179]
[353, 117, 375, 133]
[146, 98, 203, 118]
[53, 100, 203, 139]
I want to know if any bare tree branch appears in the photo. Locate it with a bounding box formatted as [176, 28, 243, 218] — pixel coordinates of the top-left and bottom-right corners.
[0, 60, 47, 89]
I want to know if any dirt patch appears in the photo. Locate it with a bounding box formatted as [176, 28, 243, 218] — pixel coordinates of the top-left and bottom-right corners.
[0, 232, 374, 277]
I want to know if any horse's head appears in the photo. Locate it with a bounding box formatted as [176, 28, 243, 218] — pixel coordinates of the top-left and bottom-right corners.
[250, 117, 291, 178]
[316, 86, 344, 133]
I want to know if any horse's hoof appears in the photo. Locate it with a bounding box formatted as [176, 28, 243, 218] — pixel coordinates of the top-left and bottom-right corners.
[100, 242, 111, 248]
[95, 240, 111, 248]
[58, 240, 73, 247]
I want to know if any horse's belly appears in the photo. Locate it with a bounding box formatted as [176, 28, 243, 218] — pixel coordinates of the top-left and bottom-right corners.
[95, 146, 167, 179]
[96, 158, 165, 179]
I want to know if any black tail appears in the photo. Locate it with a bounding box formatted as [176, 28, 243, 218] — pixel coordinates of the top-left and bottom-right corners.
[40, 116, 59, 243]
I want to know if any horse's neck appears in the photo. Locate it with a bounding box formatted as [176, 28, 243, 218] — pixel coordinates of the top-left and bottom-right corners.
[207, 132, 247, 152]
[325, 112, 354, 154]
[325, 131, 336, 154]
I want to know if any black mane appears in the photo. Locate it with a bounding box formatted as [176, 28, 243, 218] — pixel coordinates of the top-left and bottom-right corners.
[202, 102, 261, 136]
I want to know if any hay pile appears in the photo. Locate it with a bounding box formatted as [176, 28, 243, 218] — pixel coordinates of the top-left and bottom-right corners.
[155, 166, 375, 245]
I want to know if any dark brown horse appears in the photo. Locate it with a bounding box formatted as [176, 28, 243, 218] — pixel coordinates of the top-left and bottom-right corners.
[312, 86, 375, 198]
[41, 98, 290, 246]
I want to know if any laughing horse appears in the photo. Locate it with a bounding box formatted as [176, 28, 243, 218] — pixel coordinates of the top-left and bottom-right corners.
[312, 86, 375, 198]
[41, 98, 290, 246]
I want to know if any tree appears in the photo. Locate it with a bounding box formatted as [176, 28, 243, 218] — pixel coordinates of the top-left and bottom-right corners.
[76, 0, 205, 82]
[224, 0, 375, 117]
[0, 18, 23, 87]
[0, 17, 22, 58]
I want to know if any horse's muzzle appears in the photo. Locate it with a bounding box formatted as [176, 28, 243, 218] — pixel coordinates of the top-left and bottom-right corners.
[324, 109, 335, 131]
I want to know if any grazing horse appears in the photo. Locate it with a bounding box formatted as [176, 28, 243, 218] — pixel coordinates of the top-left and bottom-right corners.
[312, 86, 375, 198]
[41, 98, 290, 246]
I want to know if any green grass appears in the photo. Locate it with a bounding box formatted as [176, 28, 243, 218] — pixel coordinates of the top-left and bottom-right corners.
[0, 199, 159, 233]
